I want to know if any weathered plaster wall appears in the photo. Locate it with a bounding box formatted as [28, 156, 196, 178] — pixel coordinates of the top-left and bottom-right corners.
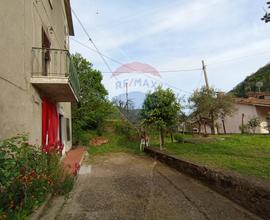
[217, 104, 269, 134]
[0, 0, 73, 148]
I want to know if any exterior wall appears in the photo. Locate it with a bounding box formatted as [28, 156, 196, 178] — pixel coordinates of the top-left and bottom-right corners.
[58, 102, 72, 151]
[256, 106, 270, 134]
[218, 104, 269, 134]
[0, 0, 73, 149]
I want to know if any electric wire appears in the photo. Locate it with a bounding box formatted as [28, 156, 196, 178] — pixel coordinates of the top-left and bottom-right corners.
[71, 8, 140, 128]
[71, 38, 201, 73]
[72, 8, 113, 74]
[71, 38, 194, 94]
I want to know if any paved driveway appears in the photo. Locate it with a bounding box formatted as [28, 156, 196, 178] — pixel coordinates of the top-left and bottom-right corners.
[58, 153, 260, 220]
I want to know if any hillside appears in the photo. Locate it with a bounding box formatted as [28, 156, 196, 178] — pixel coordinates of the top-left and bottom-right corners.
[231, 63, 270, 97]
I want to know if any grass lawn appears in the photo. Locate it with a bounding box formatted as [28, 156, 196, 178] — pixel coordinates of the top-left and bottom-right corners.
[154, 134, 270, 179]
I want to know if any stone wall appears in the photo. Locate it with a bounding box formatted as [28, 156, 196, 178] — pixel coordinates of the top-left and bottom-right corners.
[144, 147, 270, 219]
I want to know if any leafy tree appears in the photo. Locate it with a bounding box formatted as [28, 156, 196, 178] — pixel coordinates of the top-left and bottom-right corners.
[71, 53, 113, 142]
[189, 87, 235, 135]
[247, 117, 261, 134]
[140, 86, 180, 150]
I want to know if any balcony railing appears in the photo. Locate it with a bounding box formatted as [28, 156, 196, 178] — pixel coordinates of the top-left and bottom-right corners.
[31, 47, 80, 101]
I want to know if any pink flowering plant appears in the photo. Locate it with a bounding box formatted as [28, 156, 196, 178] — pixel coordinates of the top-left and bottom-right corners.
[0, 136, 74, 219]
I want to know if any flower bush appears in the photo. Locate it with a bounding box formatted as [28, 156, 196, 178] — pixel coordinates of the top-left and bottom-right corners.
[0, 136, 74, 219]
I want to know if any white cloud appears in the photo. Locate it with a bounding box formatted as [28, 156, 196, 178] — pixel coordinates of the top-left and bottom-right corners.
[70, 0, 270, 98]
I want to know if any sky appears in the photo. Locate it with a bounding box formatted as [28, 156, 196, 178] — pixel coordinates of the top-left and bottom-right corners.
[70, 0, 270, 100]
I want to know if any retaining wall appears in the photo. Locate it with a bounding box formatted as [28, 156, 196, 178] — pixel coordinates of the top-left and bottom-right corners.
[144, 147, 270, 219]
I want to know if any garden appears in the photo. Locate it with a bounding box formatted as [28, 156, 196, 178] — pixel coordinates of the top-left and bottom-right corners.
[0, 136, 74, 219]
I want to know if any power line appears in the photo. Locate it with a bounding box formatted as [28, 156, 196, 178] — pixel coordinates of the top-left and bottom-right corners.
[70, 9, 199, 95]
[71, 5, 270, 81]
[71, 38, 130, 70]
[71, 38, 193, 94]
[102, 68, 201, 74]
[194, 70, 203, 90]
[71, 8, 113, 74]
[207, 50, 270, 67]
[71, 38, 201, 73]
[71, 8, 141, 128]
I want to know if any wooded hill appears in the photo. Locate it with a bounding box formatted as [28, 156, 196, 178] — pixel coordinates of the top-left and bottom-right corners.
[231, 63, 270, 97]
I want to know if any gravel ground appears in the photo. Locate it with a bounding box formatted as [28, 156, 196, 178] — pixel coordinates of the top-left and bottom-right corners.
[56, 153, 260, 220]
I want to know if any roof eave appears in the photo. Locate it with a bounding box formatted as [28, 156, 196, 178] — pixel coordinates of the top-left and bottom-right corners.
[254, 104, 270, 107]
[64, 0, 75, 36]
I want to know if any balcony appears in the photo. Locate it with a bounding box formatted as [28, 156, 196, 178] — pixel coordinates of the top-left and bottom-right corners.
[31, 47, 80, 103]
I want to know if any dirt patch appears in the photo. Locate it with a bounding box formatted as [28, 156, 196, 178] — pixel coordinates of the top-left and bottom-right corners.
[90, 137, 109, 146]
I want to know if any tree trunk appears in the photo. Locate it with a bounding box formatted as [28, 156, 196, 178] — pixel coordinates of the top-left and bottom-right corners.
[241, 113, 245, 134]
[222, 119, 226, 134]
[216, 123, 220, 134]
[204, 122, 207, 134]
[170, 132, 173, 143]
[159, 128, 164, 150]
[210, 114, 215, 135]
[198, 122, 201, 135]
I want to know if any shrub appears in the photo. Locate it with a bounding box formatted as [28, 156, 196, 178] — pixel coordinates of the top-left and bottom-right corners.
[114, 120, 139, 141]
[72, 129, 94, 147]
[0, 136, 74, 219]
[239, 124, 249, 134]
[174, 134, 185, 143]
[247, 117, 261, 134]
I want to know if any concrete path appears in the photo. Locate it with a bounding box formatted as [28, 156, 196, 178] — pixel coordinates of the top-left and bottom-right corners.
[58, 153, 260, 220]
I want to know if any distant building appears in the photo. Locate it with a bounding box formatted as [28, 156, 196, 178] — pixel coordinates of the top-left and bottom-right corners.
[189, 93, 270, 135]
[218, 95, 270, 134]
[0, 0, 80, 153]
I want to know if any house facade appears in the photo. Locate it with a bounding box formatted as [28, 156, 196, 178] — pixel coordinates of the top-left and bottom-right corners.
[0, 0, 79, 153]
[187, 93, 270, 135]
[218, 95, 270, 134]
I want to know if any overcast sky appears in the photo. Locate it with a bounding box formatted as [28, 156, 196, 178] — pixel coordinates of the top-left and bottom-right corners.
[70, 0, 270, 99]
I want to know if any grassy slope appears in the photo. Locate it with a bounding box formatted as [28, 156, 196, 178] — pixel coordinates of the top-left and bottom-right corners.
[231, 63, 270, 97]
[153, 135, 270, 179]
[80, 130, 141, 155]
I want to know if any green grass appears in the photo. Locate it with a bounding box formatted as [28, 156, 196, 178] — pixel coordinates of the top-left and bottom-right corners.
[79, 130, 141, 155]
[154, 134, 270, 179]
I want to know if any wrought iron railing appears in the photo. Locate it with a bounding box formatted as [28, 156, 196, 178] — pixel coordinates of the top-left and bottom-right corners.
[69, 58, 80, 100]
[32, 47, 80, 100]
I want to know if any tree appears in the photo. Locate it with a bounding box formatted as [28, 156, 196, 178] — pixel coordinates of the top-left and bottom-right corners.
[71, 53, 113, 142]
[189, 87, 235, 135]
[140, 86, 180, 150]
[261, 1, 270, 23]
[231, 64, 270, 97]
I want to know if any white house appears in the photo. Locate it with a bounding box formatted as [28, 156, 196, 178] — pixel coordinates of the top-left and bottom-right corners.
[219, 94, 270, 134]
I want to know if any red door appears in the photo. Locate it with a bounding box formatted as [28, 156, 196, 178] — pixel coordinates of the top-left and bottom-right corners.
[42, 97, 62, 152]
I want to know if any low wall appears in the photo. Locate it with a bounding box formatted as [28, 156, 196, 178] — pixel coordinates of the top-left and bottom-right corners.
[144, 147, 270, 219]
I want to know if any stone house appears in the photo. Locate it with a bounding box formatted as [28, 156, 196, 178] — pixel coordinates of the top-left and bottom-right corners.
[0, 0, 79, 153]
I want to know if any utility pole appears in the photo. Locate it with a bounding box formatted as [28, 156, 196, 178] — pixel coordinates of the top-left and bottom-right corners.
[202, 60, 215, 134]
[125, 82, 128, 113]
[202, 60, 209, 89]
